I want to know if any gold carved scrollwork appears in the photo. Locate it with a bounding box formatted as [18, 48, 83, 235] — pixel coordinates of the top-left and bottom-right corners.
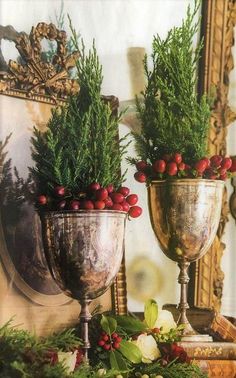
[193, 0, 236, 311]
[0, 23, 80, 103]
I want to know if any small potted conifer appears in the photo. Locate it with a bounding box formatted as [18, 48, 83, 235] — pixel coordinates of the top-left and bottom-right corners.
[130, 2, 235, 182]
[29, 37, 141, 358]
[129, 2, 235, 340]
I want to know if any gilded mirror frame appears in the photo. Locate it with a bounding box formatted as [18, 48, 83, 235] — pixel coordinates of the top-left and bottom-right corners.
[189, 0, 236, 312]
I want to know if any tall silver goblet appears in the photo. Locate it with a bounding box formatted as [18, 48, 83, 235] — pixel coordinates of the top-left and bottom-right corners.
[40, 210, 126, 359]
[148, 179, 224, 341]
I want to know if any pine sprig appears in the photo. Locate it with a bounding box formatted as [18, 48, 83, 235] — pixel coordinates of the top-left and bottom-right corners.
[138, 360, 207, 378]
[30, 30, 128, 196]
[133, 0, 210, 165]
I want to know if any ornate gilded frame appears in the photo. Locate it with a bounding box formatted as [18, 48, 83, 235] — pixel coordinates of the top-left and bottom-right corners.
[189, 0, 236, 311]
[0, 22, 127, 314]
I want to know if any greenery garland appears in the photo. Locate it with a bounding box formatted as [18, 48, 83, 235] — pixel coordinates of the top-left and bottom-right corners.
[0, 301, 207, 378]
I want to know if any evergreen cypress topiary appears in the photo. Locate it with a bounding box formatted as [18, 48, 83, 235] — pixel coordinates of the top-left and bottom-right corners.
[131, 0, 210, 166]
[30, 39, 128, 201]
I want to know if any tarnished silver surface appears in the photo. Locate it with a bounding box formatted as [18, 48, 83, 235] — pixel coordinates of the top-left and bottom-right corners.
[40, 210, 126, 301]
[148, 179, 224, 263]
[148, 179, 224, 339]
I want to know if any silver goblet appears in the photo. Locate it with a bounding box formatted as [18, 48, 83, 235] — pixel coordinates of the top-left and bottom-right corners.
[148, 179, 224, 341]
[40, 210, 126, 359]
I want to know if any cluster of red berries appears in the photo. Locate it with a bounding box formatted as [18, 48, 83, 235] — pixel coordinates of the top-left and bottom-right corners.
[134, 153, 236, 183]
[36, 182, 142, 218]
[97, 331, 122, 351]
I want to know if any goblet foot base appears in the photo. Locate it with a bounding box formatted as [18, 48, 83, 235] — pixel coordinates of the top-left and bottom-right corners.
[180, 334, 213, 342]
[177, 321, 211, 341]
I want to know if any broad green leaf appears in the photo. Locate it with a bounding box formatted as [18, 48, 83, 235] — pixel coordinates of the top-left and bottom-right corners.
[115, 315, 147, 333]
[119, 340, 142, 364]
[144, 299, 158, 329]
[100, 315, 117, 336]
[109, 350, 128, 372]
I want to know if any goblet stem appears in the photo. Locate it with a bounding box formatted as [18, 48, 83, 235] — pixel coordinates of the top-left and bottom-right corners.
[177, 261, 196, 336]
[80, 299, 92, 362]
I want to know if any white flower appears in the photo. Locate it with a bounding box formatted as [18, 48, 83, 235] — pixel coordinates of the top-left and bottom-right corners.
[97, 369, 107, 376]
[134, 334, 161, 363]
[154, 309, 177, 334]
[58, 351, 77, 373]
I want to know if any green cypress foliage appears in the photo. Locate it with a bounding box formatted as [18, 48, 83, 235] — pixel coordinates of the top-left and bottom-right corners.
[132, 0, 210, 165]
[30, 37, 128, 196]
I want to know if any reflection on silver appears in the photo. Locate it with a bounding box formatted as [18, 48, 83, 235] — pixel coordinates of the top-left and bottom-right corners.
[40, 210, 127, 300]
[148, 179, 224, 262]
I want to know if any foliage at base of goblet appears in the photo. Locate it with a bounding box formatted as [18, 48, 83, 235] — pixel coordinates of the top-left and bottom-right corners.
[0, 304, 207, 378]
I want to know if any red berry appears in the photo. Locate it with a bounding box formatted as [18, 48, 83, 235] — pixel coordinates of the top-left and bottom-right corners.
[104, 196, 113, 208]
[102, 334, 109, 342]
[57, 200, 66, 210]
[69, 200, 80, 210]
[106, 184, 114, 194]
[162, 154, 172, 162]
[118, 187, 130, 197]
[54, 186, 66, 197]
[129, 206, 142, 218]
[103, 344, 111, 351]
[166, 162, 178, 176]
[153, 159, 166, 173]
[116, 336, 122, 343]
[110, 192, 124, 204]
[126, 194, 138, 206]
[219, 173, 227, 181]
[136, 160, 148, 171]
[95, 188, 108, 201]
[110, 203, 123, 211]
[94, 200, 105, 210]
[210, 155, 222, 168]
[173, 153, 182, 164]
[98, 340, 105, 346]
[37, 195, 47, 205]
[185, 164, 191, 170]
[203, 157, 211, 168]
[195, 159, 207, 173]
[88, 182, 101, 191]
[218, 167, 226, 176]
[81, 200, 94, 210]
[111, 333, 118, 339]
[204, 169, 218, 180]
[113, 342, 120, 349]
[134, 171, 147, 183]
[121, 201, 130, 212]
[75, 349, 84, 366]
[178, 162, 186, 171]
[221, 157, 232, 170]
[229, 158, 236, 172]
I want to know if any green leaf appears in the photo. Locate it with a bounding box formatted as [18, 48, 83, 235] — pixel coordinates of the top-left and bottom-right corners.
[109, 350, 128, 372]
[119, 340, 142, 364]
[115, 315, 147, 333]
[101, 315, 117, 336]
[144, 299, 158, 329]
